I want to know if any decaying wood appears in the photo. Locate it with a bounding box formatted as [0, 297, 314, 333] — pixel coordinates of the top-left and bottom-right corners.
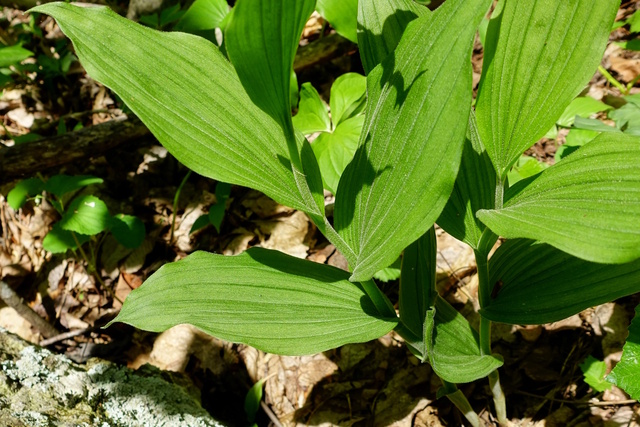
[294, 33, 357, 72]
[0, 115, 150, 182]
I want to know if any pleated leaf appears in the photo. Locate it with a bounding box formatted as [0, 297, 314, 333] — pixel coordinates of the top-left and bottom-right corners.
[110, 248, 398, 355]
[225, 0, 315, 133]
[607, 304, 640, 400]
[478, 133, 640, 264]
[225, 0, 325, 222]
[316, 0, 358, 43]
[482, 239, 640, 324]
[334, 0, 491, 282]
[437, 111, 496, 249]
[475, 0, 619, 178]
[357, 0, 429, 75]
[292, 83, 331, 134]
[399, 227, 437, 360]
[431, 296, 503, 383]
[32, 3, 308, 212]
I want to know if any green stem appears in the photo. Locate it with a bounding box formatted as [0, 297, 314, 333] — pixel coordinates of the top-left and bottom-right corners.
[489, 371, 507, 425]
[442, 382, 483, 427]
[598, 65, 628, 94]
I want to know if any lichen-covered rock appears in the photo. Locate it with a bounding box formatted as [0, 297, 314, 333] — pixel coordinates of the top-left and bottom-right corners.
[0, 328, 225, 427]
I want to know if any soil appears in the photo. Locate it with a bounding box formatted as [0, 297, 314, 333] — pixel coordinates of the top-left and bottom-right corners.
[1, 2, 640, 426]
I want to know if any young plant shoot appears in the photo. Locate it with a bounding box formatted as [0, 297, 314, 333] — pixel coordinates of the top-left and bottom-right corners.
[32, 0, 639, 424]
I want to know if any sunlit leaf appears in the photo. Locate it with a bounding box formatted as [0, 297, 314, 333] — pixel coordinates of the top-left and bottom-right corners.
[33, 3, 308, 212]
[335, 0, 491, 281]
[478, 133, 640, 265]
[437, 111, 495, 249]
[44, 174, 103, 197]
[312, 115, 363, 194]
[316, 0, 358, 43]
[7, 177, 45, 210]
[607, 304, 640, 400]
[580, 356, 612, 392]
[174, 0, 228, 33]
[330, 72, 366, 127]
[0, 43, 33, 68]
[482, 239, 640, 324]
[357, 0, 428, 74]
[476, 0, 619, 177]
[59, 195, 111, 236]
[110, 248, 398, 355]
[293, 83, 331, 134]
[556, 96, 613, 128]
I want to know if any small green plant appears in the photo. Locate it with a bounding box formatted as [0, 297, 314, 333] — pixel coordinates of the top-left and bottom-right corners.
[33, 0, 640, 424]
[7, 174, 145, 264]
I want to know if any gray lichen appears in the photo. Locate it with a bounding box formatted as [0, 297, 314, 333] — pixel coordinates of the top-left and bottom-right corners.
[0, 329, 225, 427]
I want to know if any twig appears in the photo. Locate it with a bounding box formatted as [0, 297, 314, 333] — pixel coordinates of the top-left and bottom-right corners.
[0, 280, 60, 338]
[260, 401, 283, 427]
[40, 326, 96, 346]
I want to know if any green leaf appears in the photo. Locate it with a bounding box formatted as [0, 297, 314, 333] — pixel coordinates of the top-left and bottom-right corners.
[628, 10, 640, 33]
[316, 0, 357, 43]
[312, 115, 363, 194]
[580, 356, 612, 392]
[478, 133, 640, 265]
[334, 0, 491, 282]
[437, 111, 495, 249]
[506, 155, 548, 186]
[555, 129, 599, 162]
[615, 39, 640, 51]
[430, 297, 503, 383]
[110, 248, 398, 355]
[607, 304, 640, 400]
[482, 239, 640, 324]
[174, 0, 228, 33]
[7, 177, 45, 210]
[209, 181, 231, 232]
[573, 116, 619, 133]
[244, 377, 267, 424]
[556, 97, 613, 128]
[330, 72, 366, 127]
[373, 256, 401, 282]
[0, 43, 33, 68]
[59, 195, 111, 236]
[43, 223, 90, 253]
[475, 0, 619, 178]
[109, 214, 145, 248]
[398, 228, 437, 360]
[44, 174, 103, 198]
[32, 3, 308, 213]
[357, 0, 428, 74]
[225, 0, 314, 133]
[189, 214, 210, 234]
[292, 83, 331, 134]
[609, 103, 640, 135]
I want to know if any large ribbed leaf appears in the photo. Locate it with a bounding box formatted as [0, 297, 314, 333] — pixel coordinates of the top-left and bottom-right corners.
[33, 3, 307, 212]
[357, 0, 428, 74]
[475, 0, 619, 178]
[482, 239, 640, 324]
[398, 228, 437, 359]
[226, 0, 314, 133]
[225, 0, 325, 224]
[110, 248, 398, 355]
[334, 0, 491, 282]
[431, 297, 503, 383]
[437, 111, 496, 249]
[478, 133, 640, 264]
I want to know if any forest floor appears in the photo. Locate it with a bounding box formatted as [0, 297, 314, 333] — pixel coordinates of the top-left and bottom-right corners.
[2, 2, 640, 426]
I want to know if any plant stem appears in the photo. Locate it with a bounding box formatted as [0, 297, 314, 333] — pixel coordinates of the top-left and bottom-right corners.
[170, 170, 192, 245]
[598, 65, 628, 94]
[442, 381, 483, 427]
